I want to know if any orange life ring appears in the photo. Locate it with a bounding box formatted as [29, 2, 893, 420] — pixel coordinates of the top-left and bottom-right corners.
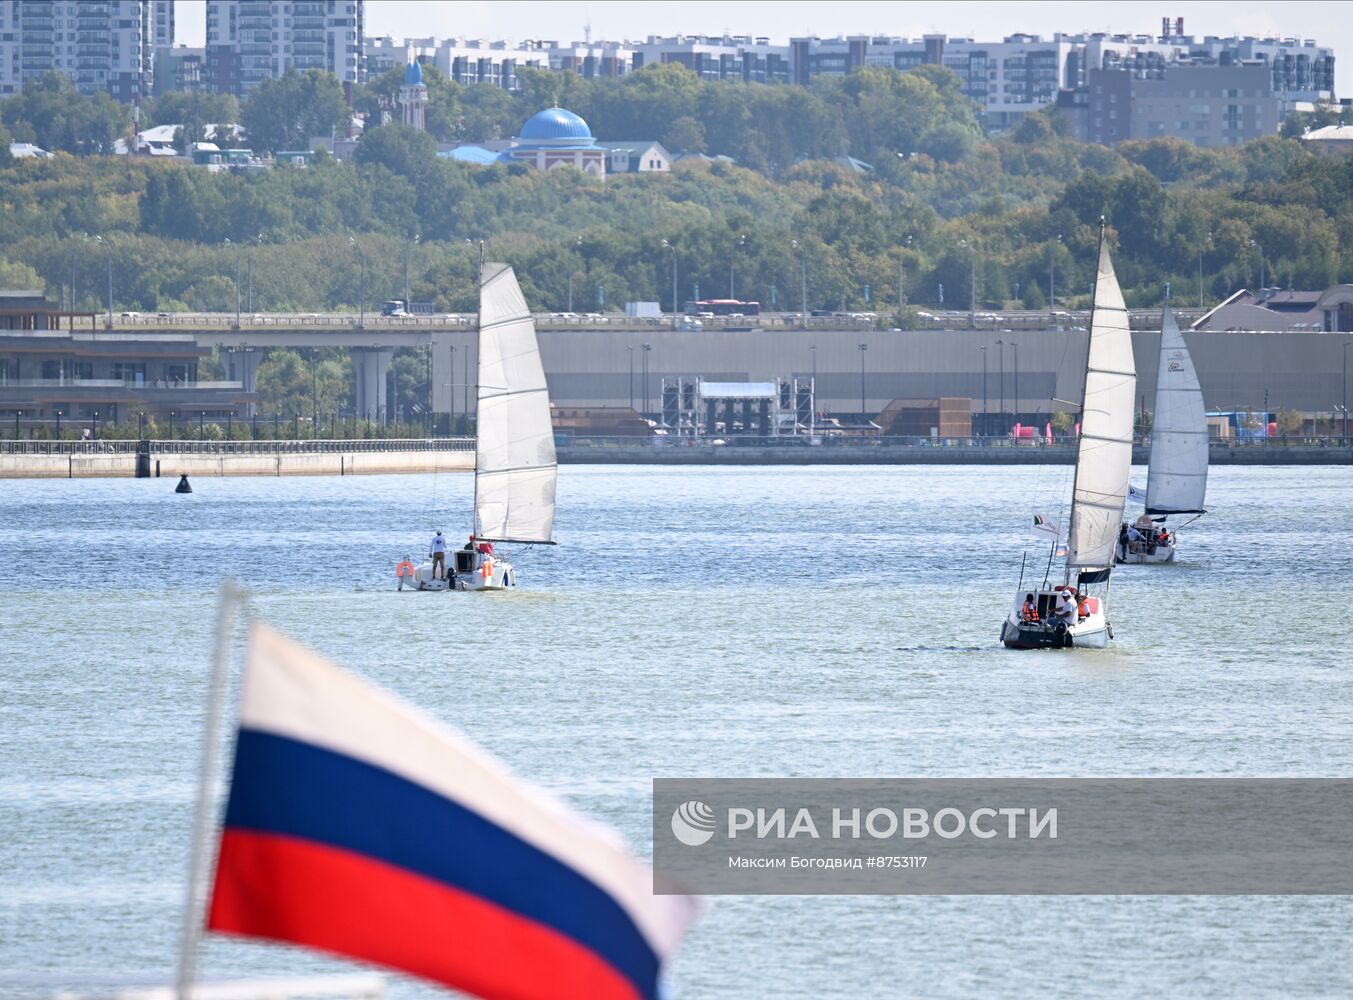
[480, 557, 494, 580]
[395, 560, 415, 579]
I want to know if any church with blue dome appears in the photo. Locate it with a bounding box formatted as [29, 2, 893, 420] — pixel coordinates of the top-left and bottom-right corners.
[498, 107, 606, 177]
[440, 106, 672, 178]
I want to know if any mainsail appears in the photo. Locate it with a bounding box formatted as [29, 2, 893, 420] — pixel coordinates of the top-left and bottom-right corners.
[1066, 234, 1136, 570]
[1145, 303, 1208, 514]
[474, 263, 557, 544]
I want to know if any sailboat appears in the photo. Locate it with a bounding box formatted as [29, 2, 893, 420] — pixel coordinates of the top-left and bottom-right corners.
[1118, 293, 1208, 564]
[1001, 225, 1135, 649]
[400, 261, 557, 592]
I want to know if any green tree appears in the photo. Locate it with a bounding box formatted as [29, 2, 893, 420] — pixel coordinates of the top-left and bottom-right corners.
[241, 69, 347, 153]
[354, 123, 438, 182]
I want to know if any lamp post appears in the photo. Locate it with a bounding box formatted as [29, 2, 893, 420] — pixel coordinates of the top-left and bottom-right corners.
[995, 339, 1006, 434]
[898, 234, 911, 316]
[810, 345, 817, 436]
[137, 411, 144, 439]
[273, 412, 279, 439]
[404, 232, 419, 307]
[348, 237, 367, 325]
[1199, 232, 1212, 310]
[857, 343, 868, 419]
[730, 233, 746, 300]
[56, 409, 62, 439]
[1012, 342, 1020, 430]
[1343, 341, 1351, 443]
[1249, 238, 1265, 290]
[199, 411, 205, 441]
[960, 237, 977, 325]
[627, 346, 634, 411]
[641, 344, 652, 419]
[247, 231, 261, 313]
[979, 345, 988, 439]
[447, 344, 456, 432]
[91, 411, 98, 440]
[792, 239, 808, 328]
[1049, 233, 1061, 319]
[94, 235, 113, 328]
[662, 239, 678, 330]
[224, 237, 241, 326]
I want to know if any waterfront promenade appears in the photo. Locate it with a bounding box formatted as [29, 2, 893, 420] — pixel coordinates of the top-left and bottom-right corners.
[2, 436, 1349, 477]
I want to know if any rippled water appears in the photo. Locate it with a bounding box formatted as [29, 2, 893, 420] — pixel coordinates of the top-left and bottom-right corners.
[2, 465, 1352, 998]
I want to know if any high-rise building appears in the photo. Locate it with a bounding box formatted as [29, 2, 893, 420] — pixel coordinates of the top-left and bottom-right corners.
[0, 0, 153, 100]
[206, 0, 364, 98]
[152, 0, 172, 48]
[1085, 62, 1281, 147]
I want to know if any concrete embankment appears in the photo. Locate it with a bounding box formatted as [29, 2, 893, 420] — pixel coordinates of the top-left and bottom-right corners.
[0, 447, 473, 479]
[557, 445, 1353, 466]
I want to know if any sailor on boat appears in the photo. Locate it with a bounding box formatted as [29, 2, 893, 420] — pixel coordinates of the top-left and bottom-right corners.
[430, 530, 448, 580]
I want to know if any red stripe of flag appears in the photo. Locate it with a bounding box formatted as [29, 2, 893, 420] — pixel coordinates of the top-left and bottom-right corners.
[209, 829, 644, 1000]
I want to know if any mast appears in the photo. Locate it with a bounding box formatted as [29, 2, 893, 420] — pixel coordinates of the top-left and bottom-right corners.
[1063, 222, 1104, 585]
[472, 241, 484, 538]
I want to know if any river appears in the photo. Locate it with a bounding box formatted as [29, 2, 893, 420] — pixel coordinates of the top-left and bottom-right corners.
[2, 465, 1351, 998]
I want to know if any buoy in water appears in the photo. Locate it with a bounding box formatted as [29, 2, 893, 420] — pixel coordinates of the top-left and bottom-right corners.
[175, 474, 193, 494]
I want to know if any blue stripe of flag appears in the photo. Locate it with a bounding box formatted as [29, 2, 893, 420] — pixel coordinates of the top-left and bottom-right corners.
[223, 729, 660, 999]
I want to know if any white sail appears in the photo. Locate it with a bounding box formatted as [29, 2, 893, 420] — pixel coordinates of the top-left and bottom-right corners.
[1067, 236, 1136, 569]
[474, 263, 557, 544]
[1145, 304, 1208, 514]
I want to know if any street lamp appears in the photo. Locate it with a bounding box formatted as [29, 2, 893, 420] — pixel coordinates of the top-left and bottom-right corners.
[1012, 341, 1020, 429]
[1248, 238, 1265, 290]
[810, 345, 817, 435]
[92, 411, 98, 440]
[730, 233, 746, 300]
[1049, 233, 1062, 318]
[641, 344, 652, 419]
[897, 234, 912, 316]
[979, 345, 988, 439]
[995, 338, 1007, 433]
[662, 239, 678, 330]
[627, 346, 634, 411]
[1199, 232, 1212, 310]
[199, 411, 206, 441]
[792, 239, 808, 329]
[959, 238, 977, 324]
[404, 232, 420, 307]
[1343, 341, 1351, 443]
[94, 235, 113, 328]
[858, 343, 868, 419]
[348, 237, 367, 325]
[224, 237, 241, 325]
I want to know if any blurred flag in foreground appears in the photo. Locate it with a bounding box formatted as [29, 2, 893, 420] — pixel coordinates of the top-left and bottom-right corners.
[208, 622, 699, 1000]
[1128, 483, 1147, 505]
[1030, 514, 1059, 538]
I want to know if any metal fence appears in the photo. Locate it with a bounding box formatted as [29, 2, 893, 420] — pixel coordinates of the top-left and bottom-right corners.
[0, 438, 474, 456]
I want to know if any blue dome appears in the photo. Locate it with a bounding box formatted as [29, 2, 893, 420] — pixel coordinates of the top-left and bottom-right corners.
[403, 60, 423, 86]
[519, 107, 593, 141]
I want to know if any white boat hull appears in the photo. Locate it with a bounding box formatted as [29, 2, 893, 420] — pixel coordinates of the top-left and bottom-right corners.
[1117, 542, 1176, 564]
[397, 554, 516, 592]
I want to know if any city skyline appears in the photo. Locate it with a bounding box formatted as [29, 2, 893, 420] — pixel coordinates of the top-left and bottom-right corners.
[172, 1, 1351, 69]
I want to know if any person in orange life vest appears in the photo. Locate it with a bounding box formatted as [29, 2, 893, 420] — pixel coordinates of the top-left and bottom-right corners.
[1076, 590, 1091, 620]
[1021, 593, 1039, 623]
[1157, 528, 1169, 546]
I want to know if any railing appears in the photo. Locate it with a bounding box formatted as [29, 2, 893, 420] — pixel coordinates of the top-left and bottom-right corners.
[0, 379, 244, 390]
[0, 438, 475, 456]
[555, 434, 1353, 450]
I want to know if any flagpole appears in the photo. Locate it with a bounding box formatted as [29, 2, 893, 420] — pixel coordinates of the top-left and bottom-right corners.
[176, 579, 244, 1000]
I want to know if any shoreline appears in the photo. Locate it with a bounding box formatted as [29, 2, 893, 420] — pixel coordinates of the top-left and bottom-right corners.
[2, 443, 1349, 477]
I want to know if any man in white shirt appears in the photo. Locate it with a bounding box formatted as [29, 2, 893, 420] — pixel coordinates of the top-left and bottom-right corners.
[1054, 589, 1077, 628]
[430, 530, 448, 580]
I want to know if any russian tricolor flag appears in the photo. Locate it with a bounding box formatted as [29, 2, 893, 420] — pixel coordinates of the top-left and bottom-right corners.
[207, 622, 699, 1000]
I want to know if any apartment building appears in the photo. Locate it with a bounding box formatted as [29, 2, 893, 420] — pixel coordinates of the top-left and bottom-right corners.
[206, 0, 363, 98]
[0, 0, 153, 100]
[1085, 61, 1281, 147]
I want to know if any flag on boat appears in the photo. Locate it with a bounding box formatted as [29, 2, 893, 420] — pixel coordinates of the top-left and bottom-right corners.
[1030, 514, 1059, 538]
[208, 622, 699, 1000]
[1128, 483, 1147, 505]
[1054, 542, 1069, 558]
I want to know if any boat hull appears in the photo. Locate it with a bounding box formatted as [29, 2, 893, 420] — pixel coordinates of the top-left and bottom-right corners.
[398, 557, 516, 592]
[1001, 612, 1110, 650]
[1117, 543, 1176, 564]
